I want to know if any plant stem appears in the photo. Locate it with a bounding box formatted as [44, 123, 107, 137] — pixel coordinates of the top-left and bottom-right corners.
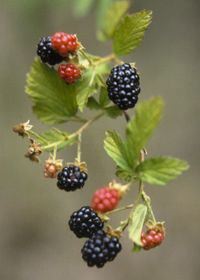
[123, 111, 130, 123]
[77, 133, 82, 162]
[94, 53, 116, 66]
[142, 191, 156, 224]
[73, 111, 105, 136]
[106, 204, 134, 216]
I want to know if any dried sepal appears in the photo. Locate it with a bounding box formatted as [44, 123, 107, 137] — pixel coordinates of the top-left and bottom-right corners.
[108, 180, 129, 197]
[13, 120, 33, 137]
[25, 139, 42, 162]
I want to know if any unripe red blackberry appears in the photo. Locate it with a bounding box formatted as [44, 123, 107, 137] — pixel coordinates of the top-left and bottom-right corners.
[57, 165, 88, 191]
[51, 32, 79, 57]
[69, 206, 104, 238]
[58, 63, 81, 84]
[81, 230, 122, 268]
[141, 228, 165, 250]
[91, 186, 121, 213]
[106, 63, 140, 110]
[37, 36, 64, 65]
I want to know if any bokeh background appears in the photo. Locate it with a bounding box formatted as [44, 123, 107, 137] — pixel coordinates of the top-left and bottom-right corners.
[1, 0, 199, 279]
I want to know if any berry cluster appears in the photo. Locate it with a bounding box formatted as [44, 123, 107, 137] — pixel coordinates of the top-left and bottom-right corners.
[81, 230, 121, 268]
[57, 165, 88, 191]
[106, 63, 140, 110]
[141, 228, 165, 250]
[69, 206, 104, 238]
[51, 32, 79, 56]
[37, 32, 81, 84]
[58, 63, 81, 84]
[68, 206, 122, 267]
[91, 186, 121, 213]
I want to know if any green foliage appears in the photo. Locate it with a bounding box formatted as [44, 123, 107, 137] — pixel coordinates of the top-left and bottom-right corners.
[98, 0, 130, 41]
[104, 97, 164, 182]
[73, 0, 94, 17]
[104, 131, 132, 173]
[136, 157, 189, 186]
[87, 88, 122, 118]
[31, 128, 78, 151]
[126, 97, 164, 165]
[113, 10, 152, 56]
[25, 58, 78, 125]
[76, 63, 109, 111]
[128, 204, 147, 246]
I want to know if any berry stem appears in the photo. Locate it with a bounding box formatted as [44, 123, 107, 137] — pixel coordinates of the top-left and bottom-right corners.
[105, 203, 134, 216]
[123, 111, 131, 122]
[72, 111, 105, 136]
[141, 191, 157, 224]
[93, 53, 116, 66]
[52, 145, 57, 161]
[77, 133, 82, 162]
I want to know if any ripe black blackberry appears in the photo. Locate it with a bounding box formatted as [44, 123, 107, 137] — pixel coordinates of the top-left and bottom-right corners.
[81, 230, 122, 268]
[57, 165, 88, 191]
[37, 36, 64, 65]
[69, 206, 104, 238]
[106, 63, 140, 110]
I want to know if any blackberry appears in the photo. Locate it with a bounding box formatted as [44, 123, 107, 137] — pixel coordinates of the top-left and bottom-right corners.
[69, 206, 104, 238]
[106, 63, 140, 110]
[57, 165, 88, 191]
[81, 230, 122, 268]
[37, 36, 64, 65]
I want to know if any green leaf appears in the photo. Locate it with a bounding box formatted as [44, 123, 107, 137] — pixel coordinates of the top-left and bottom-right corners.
[136, 157, 189, 186]
[98, 0, 130, 41]
[104, 131, 132, 172]
[113, 10, 152, 56]
[32, 128, 78, 152]
[104, 106, 123, 118]
[96, 0, 115, 30]
[128, 204, 147, 246]
[87, 97, 101, 110]
[132, 244, 142, 253]
[126, 97, 164, 166]
[76, 63, 109, 111]
[99, 87, 110, 107]
[115, 166, 133, 182]
[73, 0, 94, 17]
[25, 58, 78, 124]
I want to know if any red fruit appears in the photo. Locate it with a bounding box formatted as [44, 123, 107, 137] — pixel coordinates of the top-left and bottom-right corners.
[51, 32, 79, 56]
[91, 187, 121, 213]
[141, 227, 165, 250]
[58, 63, 81, 84]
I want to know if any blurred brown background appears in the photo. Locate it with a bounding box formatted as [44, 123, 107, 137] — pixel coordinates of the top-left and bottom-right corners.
[1, 0, 199, 279]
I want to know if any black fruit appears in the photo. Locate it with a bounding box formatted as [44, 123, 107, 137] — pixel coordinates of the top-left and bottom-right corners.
[37, 36, 63, 65]
[57, 165, 88, 192]
[106, 63, 140, 110]
[69, 206, 104, 238]
[81, 230, 122, 268]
